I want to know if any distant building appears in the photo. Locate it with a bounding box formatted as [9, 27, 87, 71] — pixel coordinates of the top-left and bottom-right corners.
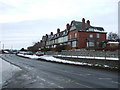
[107, 41, 119, 48]
[40, 18, 107, 49]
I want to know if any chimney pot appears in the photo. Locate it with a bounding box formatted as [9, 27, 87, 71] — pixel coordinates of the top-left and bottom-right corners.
[82, 18, 85, 22]
[82, 18, 85, 31]
[46, 34, 48, 37]
[87, 20, 90, 25]
[51, 32, 53, 35]
[66, 23, 70, 30]
[57, 28, 60, 33]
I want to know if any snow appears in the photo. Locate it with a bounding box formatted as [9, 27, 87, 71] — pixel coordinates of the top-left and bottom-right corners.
[107, 42, 119, 44]
[16, 54, 119, 72]
[54, 55, 119, 61]
[0, 58, 21, 88]
[17, 54, 93, 66]
[18, 54, 39, 59]
[17, 54, 118, 69]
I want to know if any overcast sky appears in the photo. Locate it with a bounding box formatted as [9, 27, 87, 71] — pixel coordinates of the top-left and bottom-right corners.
[0, 0, 119, 50]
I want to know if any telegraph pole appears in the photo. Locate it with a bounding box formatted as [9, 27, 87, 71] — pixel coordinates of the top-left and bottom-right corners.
[0, 41, 1, 50]
[2, 44, 4, 50]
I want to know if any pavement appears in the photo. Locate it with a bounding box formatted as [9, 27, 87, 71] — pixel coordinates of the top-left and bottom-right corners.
[0, 54, 119, 88]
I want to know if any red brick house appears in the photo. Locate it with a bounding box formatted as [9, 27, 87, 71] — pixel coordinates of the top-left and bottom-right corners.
[40, 18, 107, 50]
[68, 18, 106, 49]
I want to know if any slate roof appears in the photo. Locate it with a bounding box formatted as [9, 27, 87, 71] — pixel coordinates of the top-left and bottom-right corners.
[86, 26, 104, 31]
[69, 20, 104, 31]
[42, 30, 68, 41]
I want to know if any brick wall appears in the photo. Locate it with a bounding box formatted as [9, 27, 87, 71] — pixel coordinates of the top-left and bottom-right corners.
[45, 50, 118, 58]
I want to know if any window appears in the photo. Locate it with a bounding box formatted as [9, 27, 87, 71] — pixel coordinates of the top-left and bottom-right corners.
[88, 42, 94, 47]
[96, 42, 99, 47]
[68, 42, 71, 45]
[64, 36, 68, 42]
[89, 28, 94, 31]
[70, 34, 72, 39]
[96, 33, 100, 38]
[75, 33, 77, 38]
[89, 34, 93, 38]
[72, 41, 77, 47]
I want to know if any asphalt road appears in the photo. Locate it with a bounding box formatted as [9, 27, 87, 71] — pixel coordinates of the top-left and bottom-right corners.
[1, 54, 119, 88]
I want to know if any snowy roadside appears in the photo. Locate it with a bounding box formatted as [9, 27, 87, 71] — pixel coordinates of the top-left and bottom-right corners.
[17, 54, 119, 70]
[0, 57, 21, 89]
[54, 55, 119, 61]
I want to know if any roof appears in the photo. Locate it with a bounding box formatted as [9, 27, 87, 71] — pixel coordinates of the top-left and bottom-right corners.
[87, 26, 104, 31]
[69, 20, 104, 32]
[42, 30, 68, 41]
[42, 20, 105, 41]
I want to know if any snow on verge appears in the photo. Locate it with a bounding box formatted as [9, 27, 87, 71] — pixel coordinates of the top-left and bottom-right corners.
[17, 54, 90, 66]
[0, 58, 21, 88]
[55, 55, 119, 60]
[17, 54, 119, 70]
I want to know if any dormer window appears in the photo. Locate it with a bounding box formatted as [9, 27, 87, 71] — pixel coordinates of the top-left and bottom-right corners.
[71, 23, 74, 26]
[63, 31, 65, 35]
[89, 28, 94, 31]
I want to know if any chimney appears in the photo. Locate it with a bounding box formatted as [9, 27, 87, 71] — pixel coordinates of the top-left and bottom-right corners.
[87, 20, 90, 25]
[40, 40, 42, 42]
[57, 28, 60, 33]
[66, 23, 70, 30]
[51, 32, 53, 35]
[82, 18, 85, 31]
[46, 34, 48, 37]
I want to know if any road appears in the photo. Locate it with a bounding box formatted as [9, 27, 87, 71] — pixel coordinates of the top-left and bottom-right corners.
[1, 54, 119, 88]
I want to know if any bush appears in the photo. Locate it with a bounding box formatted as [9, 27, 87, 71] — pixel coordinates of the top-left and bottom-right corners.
[55, 45, 71, 52]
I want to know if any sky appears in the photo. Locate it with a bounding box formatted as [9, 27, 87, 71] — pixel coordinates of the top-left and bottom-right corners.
[0, 0, 119, 50]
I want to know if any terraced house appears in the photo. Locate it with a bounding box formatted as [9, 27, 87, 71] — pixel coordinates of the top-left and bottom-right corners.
[40, 18, 107, 49]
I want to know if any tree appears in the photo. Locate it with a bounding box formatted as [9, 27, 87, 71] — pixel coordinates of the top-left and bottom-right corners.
[108, 32, 119, 41]
[20, 48, 26, 51]
[55, 45, 71, 52]
[27, 41, 43, 52]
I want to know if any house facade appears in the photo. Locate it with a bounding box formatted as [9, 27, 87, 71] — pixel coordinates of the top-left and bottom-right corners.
[40, 18, 107, 50]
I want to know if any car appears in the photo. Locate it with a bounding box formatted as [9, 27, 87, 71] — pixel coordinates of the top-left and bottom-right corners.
[25, 51, 33, 55]
[36, 51, 44, 56]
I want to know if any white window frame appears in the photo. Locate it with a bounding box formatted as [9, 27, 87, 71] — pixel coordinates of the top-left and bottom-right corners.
[70, 34, 72, 39]
[89, 34, 93, 38]
[72, 41, 77, 47]
[96, 42, 99, 47]
[96, 33, 100, 38]
[88, 41, 94, 47]
[75, 33, 77, 38]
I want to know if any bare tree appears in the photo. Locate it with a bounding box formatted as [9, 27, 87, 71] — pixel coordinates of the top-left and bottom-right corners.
[108, 32, 119, 41]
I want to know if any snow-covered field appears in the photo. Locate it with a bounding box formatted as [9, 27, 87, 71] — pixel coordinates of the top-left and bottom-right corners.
[0, 57, 21, 88]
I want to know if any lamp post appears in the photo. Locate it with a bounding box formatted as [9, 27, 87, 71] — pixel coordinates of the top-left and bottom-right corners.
[2, 44, 4, 50]
[0, 41, 1, 50]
